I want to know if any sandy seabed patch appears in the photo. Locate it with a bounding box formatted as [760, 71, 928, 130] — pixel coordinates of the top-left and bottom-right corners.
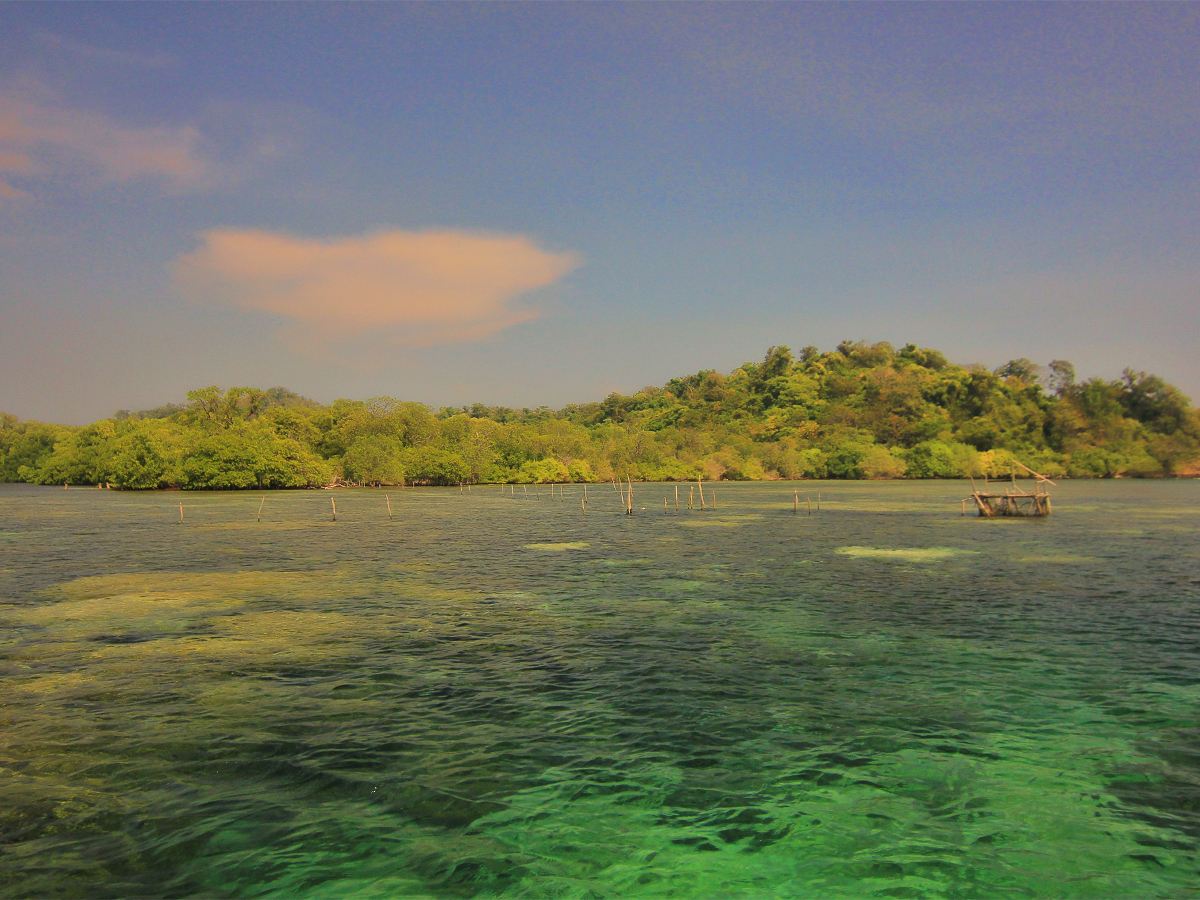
[835, 546, 976, 562]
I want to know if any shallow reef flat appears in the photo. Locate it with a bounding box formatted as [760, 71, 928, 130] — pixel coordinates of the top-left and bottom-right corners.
[1, 479, 1198, 897]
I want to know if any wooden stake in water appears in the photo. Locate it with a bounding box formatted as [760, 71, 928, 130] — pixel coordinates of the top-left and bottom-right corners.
[675, 484, 679, 512]
[689, 485, 694, 510]
[794, 490, 799, 514]
[523, 485, 528, 499]
[808, 496, 812, 515]
[698, 477, 706, 511]
[627, 476, 633, 516]
[332, 496, 337, 522]
[257, 495, 266, 522]
[178, 501, 183, 524]
[386, 493, 393, 520]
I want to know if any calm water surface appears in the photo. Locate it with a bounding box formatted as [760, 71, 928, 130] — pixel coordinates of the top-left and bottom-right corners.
[1, 480, 1199, 898]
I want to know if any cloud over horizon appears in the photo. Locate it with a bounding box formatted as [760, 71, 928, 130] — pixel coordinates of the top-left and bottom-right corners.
[173, 228, 582, 357]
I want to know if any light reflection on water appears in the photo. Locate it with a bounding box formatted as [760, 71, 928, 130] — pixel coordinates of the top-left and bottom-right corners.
[1, 480, 1199, 897]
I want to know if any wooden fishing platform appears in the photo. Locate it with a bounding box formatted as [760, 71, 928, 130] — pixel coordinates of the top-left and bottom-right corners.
[964, 461, 1055, 517]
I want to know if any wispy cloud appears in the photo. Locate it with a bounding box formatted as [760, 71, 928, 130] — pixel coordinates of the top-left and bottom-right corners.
[173, 229, 582, 356]
[0, 180, 26, 202]
[0, 84, 208, 201]
[34, 32, 177, 69]
[0, 151, 36, 173]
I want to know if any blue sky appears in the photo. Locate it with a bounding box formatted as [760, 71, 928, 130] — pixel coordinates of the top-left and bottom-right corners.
[2, 2, 1198, 424]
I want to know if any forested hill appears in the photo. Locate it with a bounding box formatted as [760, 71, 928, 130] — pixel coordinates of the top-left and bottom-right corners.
[3, 342, 1198, 489]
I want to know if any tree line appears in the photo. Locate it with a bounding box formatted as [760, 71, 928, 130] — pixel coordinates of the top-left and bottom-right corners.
[3, 342, 1197, 490]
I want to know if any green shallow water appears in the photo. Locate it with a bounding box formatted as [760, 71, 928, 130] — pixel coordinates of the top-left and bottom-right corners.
[1, 480, 1199, 898]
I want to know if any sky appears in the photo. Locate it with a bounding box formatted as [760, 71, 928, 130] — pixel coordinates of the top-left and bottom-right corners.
[2, 2, 1198, 425]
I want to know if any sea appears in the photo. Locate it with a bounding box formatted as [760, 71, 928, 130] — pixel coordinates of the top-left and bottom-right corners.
[1, 479, 1198, 898]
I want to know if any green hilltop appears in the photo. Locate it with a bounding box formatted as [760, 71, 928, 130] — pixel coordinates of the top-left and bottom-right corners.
[3, 342, 1198, 489]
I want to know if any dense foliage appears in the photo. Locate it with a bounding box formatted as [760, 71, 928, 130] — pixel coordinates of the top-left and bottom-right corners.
[3, 343, 1198, 489]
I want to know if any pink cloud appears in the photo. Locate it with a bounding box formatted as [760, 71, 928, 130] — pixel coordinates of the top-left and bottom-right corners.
[0, 151, 36, 173]
[0, 86, 208, 192]
[0, 180, 26, 203]
[173, 228, 582, 353]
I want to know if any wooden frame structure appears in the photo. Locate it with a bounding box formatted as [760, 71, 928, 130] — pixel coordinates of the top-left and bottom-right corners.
[964, 460, 1055, 517]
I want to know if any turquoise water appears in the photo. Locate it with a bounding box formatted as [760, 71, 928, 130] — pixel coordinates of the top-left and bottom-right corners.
[1, 480, 1198, 898]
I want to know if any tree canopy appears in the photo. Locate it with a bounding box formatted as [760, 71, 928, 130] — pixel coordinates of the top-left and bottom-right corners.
[3, 345, 1198, 490]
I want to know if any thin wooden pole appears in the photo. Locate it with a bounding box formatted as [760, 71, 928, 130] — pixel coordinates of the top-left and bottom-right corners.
[794, 490, 798, 514]
[961, 498, 966, 517]
[698, 477, 706, 510]
[386, 493, 393, 520]
[332, 497, 337, 522]
[712, 489, 716, 509]
[675, 484, 679, 512]
[689, 485, 694, 510]
[807, 496, 812, 515]
[178, 501, 183, 524]
[257, 495, 266, 522]
[817, 492, 821, 511]
[523, 485, 528, 499]
[627, 476, 633, 515]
